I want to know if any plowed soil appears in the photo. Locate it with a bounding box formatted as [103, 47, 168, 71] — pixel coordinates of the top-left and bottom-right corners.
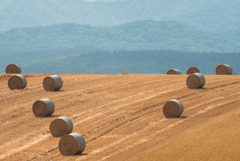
[0, 74, 240, 161]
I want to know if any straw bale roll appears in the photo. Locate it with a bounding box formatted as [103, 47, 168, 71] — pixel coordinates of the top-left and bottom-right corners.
[32, 99, 55, 117]
[186, 73, 205, 89]
[8, 74, 27, 90]
[5, 64, 22, 73]
[186, 66, 200, 74]
[59, 133, 86, 155]
[163, 99, 184, 118]
[166, 69, 181, 74]
[43, 75, 63, 91]
[215, 64, 233, 75]
[50, 117, 73, 137]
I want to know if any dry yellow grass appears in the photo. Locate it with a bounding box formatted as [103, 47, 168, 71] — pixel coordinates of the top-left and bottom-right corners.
[138, 107, 240, 161]
[0, 74, 240, 161]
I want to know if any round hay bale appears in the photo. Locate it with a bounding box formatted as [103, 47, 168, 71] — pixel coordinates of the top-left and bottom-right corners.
[186, 66, 200, 74]
[49, 117, 73, 137]
[186, 73, 205, 89]
[166, 69, 181, 74]
[163, 99, 184, 118]
[5, 64, 22, 74]
[8, 74, 27, 90]
[43, 75, 63, 91]
[32, 98, 55, 117]
[215, 64, 233, 75]
[59, 133, 86, 155]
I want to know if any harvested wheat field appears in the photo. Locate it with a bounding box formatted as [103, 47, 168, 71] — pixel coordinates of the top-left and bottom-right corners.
[0, 73, 240, 161]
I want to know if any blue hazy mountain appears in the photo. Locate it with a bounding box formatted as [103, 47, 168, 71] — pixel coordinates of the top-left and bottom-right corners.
[0, 0, 240, 32]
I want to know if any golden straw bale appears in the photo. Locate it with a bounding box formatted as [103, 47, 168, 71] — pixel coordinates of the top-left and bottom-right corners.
[58, 133, 86, 155]
[186, 66, 200, 74]
[50, 117, 73, 137]
[32, 99, 55, 117]
[163, 99, 184, 118]
[215, 64, 233, 75]
[8, 74, 27, 90]
[43, 75, 63, 91]
[186, 73, 205, 89]
[5, 64, 22, 74]
[166, 69, 181, 74]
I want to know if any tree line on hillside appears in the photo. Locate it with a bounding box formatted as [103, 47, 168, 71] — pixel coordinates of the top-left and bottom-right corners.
[0, 20, 240, 57]
[18, 50, 240, 75]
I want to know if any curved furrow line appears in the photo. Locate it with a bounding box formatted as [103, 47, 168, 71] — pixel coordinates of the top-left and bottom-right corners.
[0, 85, 106, 120]
[2, 75, 239, 160]
[72, 85, 186, 126]
[0, 131, 51, 159]
[0, 74, 107, 102]
[67, 83, 194, 141]
[2, 76, 171, 161]
[16, 75, 178, 108]
[207, 81, 240, 90]
[22, 85, 186, 160]
[72, 83, 185, 122]
[15, 85, 240, 161]
[75, 117, 167, 161]
[2, 80, 156, 145]
[62, 75, 184, 98]
[0, 75, 48, 95]
[2, 74, 225, 118]
[0, 76, 234, 143]
[95, 99, 239, 161]
[0, 82, 185, 160]
[74, 88, 240, 161]
[0, 97, 38, 118]
[87, 84, 234, 137]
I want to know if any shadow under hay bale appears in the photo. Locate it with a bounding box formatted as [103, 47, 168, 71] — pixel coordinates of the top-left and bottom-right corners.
[186, 66, 200, 74]
[163, 99, 184, 118]
[50, 117, 73, 137]
[186, 73, 205, 89]
[5, 64, 22, 74]
[32, 98, 55, 117]
[59, 133, 86, 156]
[43, 75, 63, 91]
[166, 69, 181, 74]
[215, 64, 233, 75]
[8, 74, 27, 90]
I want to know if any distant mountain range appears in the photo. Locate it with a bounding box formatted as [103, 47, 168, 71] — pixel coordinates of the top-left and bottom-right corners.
[1, 20, 240, 56]
[1, 20, 240, 74]
[0, 0, 240, 32]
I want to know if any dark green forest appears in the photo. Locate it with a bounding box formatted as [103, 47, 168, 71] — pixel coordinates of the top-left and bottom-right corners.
[15, 50, 240, 75]
[1, 0, 240, 32]
[1, 21, 240, 56]
[1, 20, 240, 74]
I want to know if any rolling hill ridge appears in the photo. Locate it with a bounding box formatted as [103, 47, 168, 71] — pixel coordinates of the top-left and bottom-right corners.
[1, 21, 240, 74]
[1, 0, 240, 32]
[1, 21, 240, 55]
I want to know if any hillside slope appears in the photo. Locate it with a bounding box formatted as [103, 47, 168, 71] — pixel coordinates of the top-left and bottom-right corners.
[1, 21, 240, 70]
[0, 74, 240, 160]
[139, 107, 240, 161]
[3, 21, 239, 54]
[19, 50, 240, 75]
[0, 0, 240, 32]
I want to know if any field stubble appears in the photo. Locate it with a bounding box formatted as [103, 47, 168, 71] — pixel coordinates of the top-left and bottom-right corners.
[0, 74, 240, 161]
